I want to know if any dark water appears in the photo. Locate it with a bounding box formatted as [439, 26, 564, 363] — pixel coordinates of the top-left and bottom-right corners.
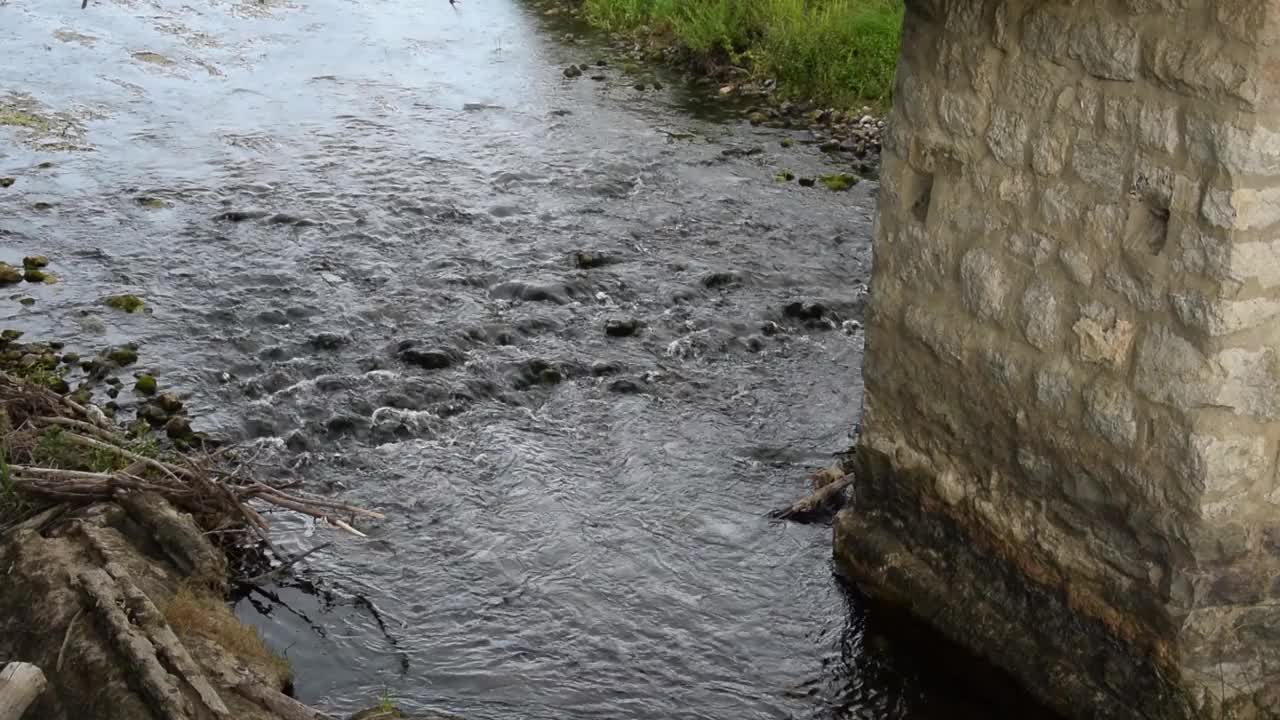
[1, 1, 1020, 718]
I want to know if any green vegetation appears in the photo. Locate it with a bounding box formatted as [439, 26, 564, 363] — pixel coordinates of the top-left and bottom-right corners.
[819, 172, 859, 190]
[581, 0, 903, 108]
[104, 294, 145, 313]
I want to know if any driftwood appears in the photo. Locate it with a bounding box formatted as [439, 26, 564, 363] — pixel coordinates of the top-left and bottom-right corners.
[0, 370, 382, 540]
[234, 681, 335, 720]
[0, 662, 48, 720]
[769, 465, 853, 522]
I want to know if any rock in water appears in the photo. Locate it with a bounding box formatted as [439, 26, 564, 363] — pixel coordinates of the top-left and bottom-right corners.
[563, 64, 582, 78]
[0, 263, 21, 285]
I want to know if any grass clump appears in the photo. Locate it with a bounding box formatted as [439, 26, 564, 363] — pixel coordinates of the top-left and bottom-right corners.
[581, 0, 903, 109]
[162, 585, 293, 684]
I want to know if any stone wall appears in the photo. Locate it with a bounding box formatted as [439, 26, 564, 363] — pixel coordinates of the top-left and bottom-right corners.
[837, 0, 1280, 716]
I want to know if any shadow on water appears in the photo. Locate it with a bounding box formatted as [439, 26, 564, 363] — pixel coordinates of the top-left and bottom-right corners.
[2, 0, 1052, 717]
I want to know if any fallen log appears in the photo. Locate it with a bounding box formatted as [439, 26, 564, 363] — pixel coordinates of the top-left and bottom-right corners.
[769, 474, 853, 523]
[0, 662, 47, 720]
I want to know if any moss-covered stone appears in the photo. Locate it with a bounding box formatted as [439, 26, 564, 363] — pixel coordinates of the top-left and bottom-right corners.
[104, 294, 145, 313]
[819, 173, 858, 191]
[0, 110, 50, 132]
[774, 170, 795, 182]
[2, 329, 23, 342]
[106, 345, 139, 366]
[0, 263, 21, 285]
[136, 196, 169, 210]
[22, 268, 47, 283]
[22, 255, 48, 268]
[0, 177, 13, 188]
[134, 374, 158, 395]
[18, 297, 35, 306]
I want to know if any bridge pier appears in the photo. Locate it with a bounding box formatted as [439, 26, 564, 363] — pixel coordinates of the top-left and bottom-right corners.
[839, 0, 1280, 716]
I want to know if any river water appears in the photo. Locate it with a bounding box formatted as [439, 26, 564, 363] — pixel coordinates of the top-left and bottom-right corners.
[0, 1, 1017, 718]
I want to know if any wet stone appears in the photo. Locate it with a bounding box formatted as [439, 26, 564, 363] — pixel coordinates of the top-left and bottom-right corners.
[399, 347, 454, 370]
[156, 392, 183, 414]
[563, 64, 583, 78]
[0, 263, 22, 285]
[0, 177, 13, 188]
[309, 332, 348, 350]
[605, 318, 641, 337]
[257, 309, 289, 325]
[165, 415, 193, 439]
[609, 378, 645, 394]
[139, 403, 169, 426]
[134, 374, 158, 395]
[702, 271, 742, 289]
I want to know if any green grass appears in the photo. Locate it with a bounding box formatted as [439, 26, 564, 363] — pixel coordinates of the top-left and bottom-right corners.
[581, 0, 903, 109]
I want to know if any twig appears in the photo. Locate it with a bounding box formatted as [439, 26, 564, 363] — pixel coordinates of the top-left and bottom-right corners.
[242, 542, 333, 585]
[56, 609, 83, 673]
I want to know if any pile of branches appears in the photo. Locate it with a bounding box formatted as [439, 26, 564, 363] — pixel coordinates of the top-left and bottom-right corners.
[0, 369, 381, 545]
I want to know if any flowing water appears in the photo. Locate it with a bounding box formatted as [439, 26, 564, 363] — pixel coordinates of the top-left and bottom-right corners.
[1, 1, 1021, 718]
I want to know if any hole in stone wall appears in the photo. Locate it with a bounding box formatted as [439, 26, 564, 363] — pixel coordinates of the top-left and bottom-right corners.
[911, 173, 934, 224]
[1123, 198, 1170, 257]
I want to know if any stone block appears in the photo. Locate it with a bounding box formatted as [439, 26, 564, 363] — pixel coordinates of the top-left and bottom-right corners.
[1134, 324, 1219, 408]
[1084, 379, 1138, 448]
[1056, 85, 1100, 127]
[904, 303, 965, 364]
[960, 248, 1012, 322]
[1038, 182, 1082, 225]
[1031, 128, 1069, 175]
[1021, 282, 1059, 350]
[1073, 315, 1135, 368]
[1228, 238, 1280, 289]
[1189, 433, 1271, 500]
[1009, 232, 1055, 267]
[1137, 105, 1181, 155]
[986, 108, 1029, 167]
[1034, 358, 1074, 413]
[1172, 291, 1280, 336]
[1069, 18, 1140, 81]
[1145, 36, 1258, 108]
[1072, 134, 1129, 193]
[1021, 8, 1069, 63]
[1186, 114, 1280, 176]
[938, 91, 987, 138]
[1103, 95, 1141, 136]
[1214, 347, 1280, 419]
[1059, 247, 1095, 286]
[1201, 186, 1280, 231]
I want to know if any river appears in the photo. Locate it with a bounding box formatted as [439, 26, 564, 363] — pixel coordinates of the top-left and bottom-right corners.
[2, 1, 1014, 718]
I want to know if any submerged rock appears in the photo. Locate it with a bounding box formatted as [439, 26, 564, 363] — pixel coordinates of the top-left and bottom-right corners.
[399, 347, 454, 370]
[104, 294, 145, 313]
[819, 173, 858, 191]
[105, 345, 139, 366]
[563, 64, 582, 78]
[0, 177, 14, 188]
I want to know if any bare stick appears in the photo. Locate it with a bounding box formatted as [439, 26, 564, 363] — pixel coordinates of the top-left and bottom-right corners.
[56, 609, 83, 673]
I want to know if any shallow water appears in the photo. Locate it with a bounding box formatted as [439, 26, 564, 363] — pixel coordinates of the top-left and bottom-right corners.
[2, 1, 1021, 718]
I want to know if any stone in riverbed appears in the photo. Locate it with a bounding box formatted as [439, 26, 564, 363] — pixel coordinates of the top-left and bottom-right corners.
[605, 318, 641, 337]
[156, 392, 183, 414]
[104, 294, 145, 313]
[165, 415, 192, 439]
[139, 403, 169, 426]
[134, 374, 157, 395]
[399, 347, 453, 370]
[105, 345, 139, 366]
[0, 178, 13, 188]
[0, 263, 22, 285]
[22, 255, 48, 268]
[798, 177, 816, 187]
[563, 64, 582, 78]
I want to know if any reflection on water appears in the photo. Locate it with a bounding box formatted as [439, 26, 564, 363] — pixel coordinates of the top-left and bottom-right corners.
[2, 0, 1033, 718]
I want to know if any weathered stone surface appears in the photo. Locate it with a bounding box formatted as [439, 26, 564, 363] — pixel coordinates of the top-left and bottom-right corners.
[1069, 18, 1140, 81]
[845, 0, 1280, 716]
[1021, 282, 1058, 350]
[960, 248, 1011, 322]
[986, 108, 1029, 166]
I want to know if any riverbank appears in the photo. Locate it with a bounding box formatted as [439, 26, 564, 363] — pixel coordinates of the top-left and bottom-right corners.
[537, 0, 898, 175]
[580, 0, 903, 112]
[0, 327, 395, 719]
